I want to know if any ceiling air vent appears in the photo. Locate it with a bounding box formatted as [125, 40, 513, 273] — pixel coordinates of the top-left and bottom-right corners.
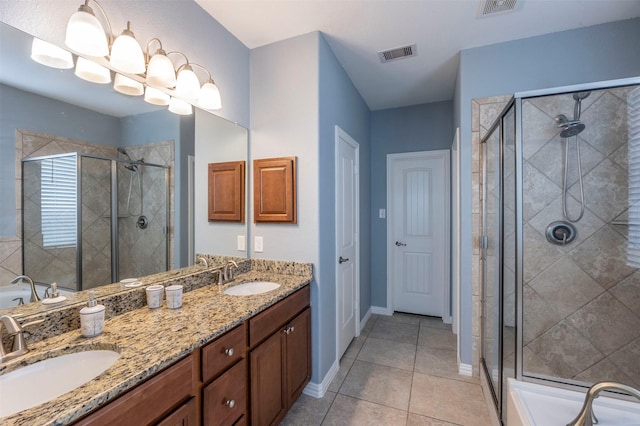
[378, 43, 417, 64]
[478, 0, 518, 18]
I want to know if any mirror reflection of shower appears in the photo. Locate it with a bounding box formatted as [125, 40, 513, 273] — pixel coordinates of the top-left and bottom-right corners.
[117, 147, 148, 229]
[555, 91, 591, 222]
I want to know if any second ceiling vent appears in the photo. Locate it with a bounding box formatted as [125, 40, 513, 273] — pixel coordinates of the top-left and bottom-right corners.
[378, 43, 417, 64]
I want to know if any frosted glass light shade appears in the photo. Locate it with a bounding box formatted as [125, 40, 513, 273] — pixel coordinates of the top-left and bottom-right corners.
[75, 57, 111, 84]
[144, 86, 170, 106]
[168, 97, 192, 115]
[110, 27, 145, 74]
[65, 6, 109, 57]
[146, 53, 176, 88]
[174, 65, 200, 99]
[198, 81, 222, 110]
[114, 73, 143, 96]
[31, 38, 74, 69]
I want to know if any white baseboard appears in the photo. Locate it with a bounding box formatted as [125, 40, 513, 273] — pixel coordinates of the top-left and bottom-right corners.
[303, 358, 339, 398]
[359, 307, 372, 334]
[371, 305, 392, 316]
[459, 362, 473, 377]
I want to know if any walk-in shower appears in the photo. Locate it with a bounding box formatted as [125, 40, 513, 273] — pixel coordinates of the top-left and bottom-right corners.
[21, 152, 169, 291]
[479, 78, 640, 423]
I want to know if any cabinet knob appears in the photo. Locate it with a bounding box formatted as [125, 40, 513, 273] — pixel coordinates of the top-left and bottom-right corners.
[225, 399, 236, 408]
[224, 347, 234, 357]
[290, 326, 295, 333]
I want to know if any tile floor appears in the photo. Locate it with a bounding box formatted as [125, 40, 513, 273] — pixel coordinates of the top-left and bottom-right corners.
[281, 313, 492, 426]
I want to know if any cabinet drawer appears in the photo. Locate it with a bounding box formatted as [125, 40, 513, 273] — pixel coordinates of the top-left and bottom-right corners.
[202, 323, 246, 383]
[249, 286, 310, 347]
[156, 397, 196, 426]
[203, 358, 247, 426]
[76, 355, 194, 425]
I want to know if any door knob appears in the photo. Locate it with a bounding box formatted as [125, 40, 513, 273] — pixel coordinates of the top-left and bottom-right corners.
[339, 256, 350, 264]
[395, 241, 407, 247]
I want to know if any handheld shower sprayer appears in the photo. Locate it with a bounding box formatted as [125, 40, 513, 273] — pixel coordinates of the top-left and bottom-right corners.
[555, 91, 592, 223]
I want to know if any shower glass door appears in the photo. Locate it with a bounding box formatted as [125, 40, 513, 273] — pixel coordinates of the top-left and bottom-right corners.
[482, 99, 518, 420]
[80, 156, 113, 289]
[482, 118, 502, 409]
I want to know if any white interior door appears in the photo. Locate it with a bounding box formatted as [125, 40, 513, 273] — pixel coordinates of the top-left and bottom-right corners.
[336, 126, 359, 359]
[388, 150, 449, 317]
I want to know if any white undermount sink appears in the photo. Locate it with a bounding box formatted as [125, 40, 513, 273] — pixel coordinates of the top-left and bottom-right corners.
[223, 281, 281, 296]
[0, 349, 120, 418]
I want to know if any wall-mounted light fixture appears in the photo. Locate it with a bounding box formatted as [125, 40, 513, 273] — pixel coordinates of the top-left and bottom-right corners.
[33, 0, 222, 115]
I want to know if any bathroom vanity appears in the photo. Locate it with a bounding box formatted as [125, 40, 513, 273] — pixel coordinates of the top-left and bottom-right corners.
[0, 261, 312, 426]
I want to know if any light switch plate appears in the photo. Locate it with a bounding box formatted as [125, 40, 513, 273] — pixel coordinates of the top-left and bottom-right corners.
[237, 235, 246, 251]
[379, 208, 386, 219]
[255, 236, 264, 252]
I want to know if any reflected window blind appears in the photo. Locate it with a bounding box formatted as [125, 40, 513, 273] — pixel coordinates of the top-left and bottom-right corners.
[628, 87, 640, 267]
[41, 155, 77, 248]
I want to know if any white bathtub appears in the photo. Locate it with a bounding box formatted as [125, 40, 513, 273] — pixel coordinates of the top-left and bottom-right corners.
[0, 283, 72, 309]
[507, 378, 640, 426]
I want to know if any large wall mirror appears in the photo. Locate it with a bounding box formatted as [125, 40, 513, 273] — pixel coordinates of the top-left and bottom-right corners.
[0, 22, 248, 312]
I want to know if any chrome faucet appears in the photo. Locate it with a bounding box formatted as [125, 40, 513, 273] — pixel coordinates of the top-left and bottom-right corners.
[0, 315, 42, 362]
[218, 260, 238, 285]
[11, 275, 41, 303]
[567, 381, 640, 426]
[196, 256, 209, 268]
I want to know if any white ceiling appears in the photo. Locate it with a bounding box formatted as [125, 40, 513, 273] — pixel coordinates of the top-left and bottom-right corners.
[196, 0, 640, 110]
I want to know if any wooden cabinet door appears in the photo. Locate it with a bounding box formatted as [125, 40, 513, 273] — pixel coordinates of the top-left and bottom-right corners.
[285, 308, 311, 407]
[250, 330, 286, 426]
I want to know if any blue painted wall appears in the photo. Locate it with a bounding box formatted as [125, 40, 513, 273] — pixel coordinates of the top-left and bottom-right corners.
[251, 31, 370, 387]
[454, 18, 640, 366]
[0, 84, 121, 236]
[318, 32, 371, 360]
[370, 102, 454, 308]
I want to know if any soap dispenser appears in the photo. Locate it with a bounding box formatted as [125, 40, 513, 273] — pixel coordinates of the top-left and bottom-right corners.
[80, 290, 105, 337]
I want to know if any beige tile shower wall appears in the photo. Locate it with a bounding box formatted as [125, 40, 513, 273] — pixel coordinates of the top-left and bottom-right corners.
[521, 87, 640, 388]
[117, 141, 174, 278]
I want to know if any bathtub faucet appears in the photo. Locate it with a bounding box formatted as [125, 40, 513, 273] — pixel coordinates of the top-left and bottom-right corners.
[567, 381, 640, 426]
[10, 275, 40, 303]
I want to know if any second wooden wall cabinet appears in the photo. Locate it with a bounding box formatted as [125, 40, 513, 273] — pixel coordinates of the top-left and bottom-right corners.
[253, 157, 297, 223]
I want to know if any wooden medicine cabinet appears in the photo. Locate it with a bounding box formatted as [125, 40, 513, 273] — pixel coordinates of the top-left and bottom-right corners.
[208, 161, 245, 222]
[253, 156, 297, 223]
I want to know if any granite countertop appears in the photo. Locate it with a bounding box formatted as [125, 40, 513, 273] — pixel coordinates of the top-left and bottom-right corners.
[0, 270, 312, 426]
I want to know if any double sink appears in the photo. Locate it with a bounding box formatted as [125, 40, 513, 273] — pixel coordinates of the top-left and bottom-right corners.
[0, 280, 281, 419]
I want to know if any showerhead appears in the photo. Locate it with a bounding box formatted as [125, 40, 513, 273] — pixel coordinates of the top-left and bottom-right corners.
[572, 91, 591, 121]
[117, 147, 143, 171]
[117, 147, 132, 160]
[555, 114, 586, 138]
[559, 121, 586, 138]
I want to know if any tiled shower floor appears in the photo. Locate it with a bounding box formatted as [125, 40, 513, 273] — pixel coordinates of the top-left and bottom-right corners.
[281, 313, 492, 425]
